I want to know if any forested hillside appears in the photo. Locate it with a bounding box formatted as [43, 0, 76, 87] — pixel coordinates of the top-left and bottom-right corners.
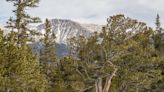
[0, 0, 163, 92]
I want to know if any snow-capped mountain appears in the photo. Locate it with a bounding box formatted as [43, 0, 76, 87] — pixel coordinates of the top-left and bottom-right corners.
[35, 19, 102, 57]
[37, 19, 102, 44]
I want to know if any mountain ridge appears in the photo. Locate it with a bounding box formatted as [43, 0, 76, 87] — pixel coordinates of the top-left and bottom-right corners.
[37, 19, 102, 44]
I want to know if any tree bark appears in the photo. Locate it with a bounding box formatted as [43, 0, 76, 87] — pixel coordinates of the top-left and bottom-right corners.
[95, 78, 103, 92]
[103, 68, 117, 92]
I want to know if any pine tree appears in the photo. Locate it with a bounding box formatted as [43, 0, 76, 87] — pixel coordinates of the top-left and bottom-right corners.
[0, 29, 6, 91]
[153, 14, 163, 51]
[113, 29, 163, 92]
[155, 14, 161, 32]
[6, 0, 41, 45]
[67, 14, 164, 92]
[40, 19, 56, 65]
[0, 30, 47, 91]
[39, 19, 57, 91]
[49, 56, 85, 92]
[0, 0, 47, 91]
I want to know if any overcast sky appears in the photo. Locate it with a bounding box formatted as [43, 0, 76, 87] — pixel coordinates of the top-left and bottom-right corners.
[0, 0, 164, 27]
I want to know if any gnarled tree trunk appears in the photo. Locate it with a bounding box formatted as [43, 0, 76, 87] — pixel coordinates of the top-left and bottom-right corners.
[95, 78, 103, 92]
[102, 68, 117, 92]
[95, 66, 117, 92]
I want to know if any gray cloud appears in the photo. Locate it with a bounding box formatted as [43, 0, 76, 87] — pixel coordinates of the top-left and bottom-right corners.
[0, 0, 164, 27]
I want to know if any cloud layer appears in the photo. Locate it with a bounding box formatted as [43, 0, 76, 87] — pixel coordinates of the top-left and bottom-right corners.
[0, 0, 164, 27]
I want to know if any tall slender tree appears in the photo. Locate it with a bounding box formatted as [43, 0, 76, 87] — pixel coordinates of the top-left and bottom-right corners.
[40, 18, 56, 72]
[6, 0, 41, 45]
[39, 19, 57, 91]
[154, 14, 163, 51]
[0, 0, 47, 91]
[155, 14, 161, 32]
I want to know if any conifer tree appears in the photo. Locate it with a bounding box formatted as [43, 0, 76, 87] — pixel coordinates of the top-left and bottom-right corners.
[0, 30, 47, 91]
[153, 14, 163, 51]
[40, 19, 56, 65]
[155, 14, 161, 32]
[113, 29, 163, 92]
[0, 29, 6, 90]
[39, 19, 57, 91]
[68, 14, 164, 92]
[6, 0, 41, 45]
[49, 56, 85, 92]
[0, 0, 47, 91]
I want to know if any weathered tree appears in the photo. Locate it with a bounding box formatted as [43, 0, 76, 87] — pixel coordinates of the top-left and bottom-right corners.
[68, 14, 163, 92]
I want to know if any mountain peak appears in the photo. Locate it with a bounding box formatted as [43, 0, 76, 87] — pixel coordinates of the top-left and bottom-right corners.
[37, 19, 102, 44]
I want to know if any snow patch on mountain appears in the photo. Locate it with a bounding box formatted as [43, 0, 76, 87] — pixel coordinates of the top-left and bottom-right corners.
[37, 19, 102, 44]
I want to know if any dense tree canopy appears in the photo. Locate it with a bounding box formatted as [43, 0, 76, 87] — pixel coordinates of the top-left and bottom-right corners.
[0, 1, 163, 92]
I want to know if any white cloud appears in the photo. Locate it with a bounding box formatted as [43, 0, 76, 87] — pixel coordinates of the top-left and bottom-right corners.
[0, 0, 164, 27]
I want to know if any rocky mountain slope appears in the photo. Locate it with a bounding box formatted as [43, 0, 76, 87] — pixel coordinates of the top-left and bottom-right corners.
[37, 19, 102, 44]
[36, 19, 102, 57]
